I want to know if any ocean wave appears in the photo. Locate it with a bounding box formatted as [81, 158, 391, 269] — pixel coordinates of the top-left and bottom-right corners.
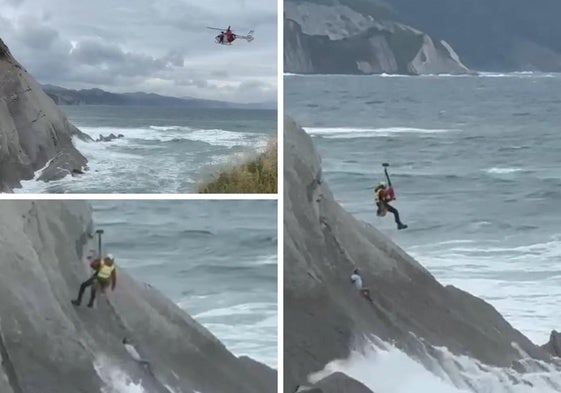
[261, 254, 278, 265]
[308, 337, 561, 393]
[380, 73, 413, 78]
[193, 302, 274, 319]
[484, 167, 524, 174]
[478, 71, 558, 78]
[304, 126, 458, 139]
[444, 238, 561, 259]
[78, 125, 260, 148]
[498, 145, 530, 151]
[181, 229, 214, 236]
[181, 263, 277, 278]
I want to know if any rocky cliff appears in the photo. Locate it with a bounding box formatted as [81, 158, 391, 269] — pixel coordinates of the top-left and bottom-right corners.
[0, 201, 276, 393]
[0, 39, 88, 192]
[386, 0, 561, 72]
[283, 116, 557, 392]
[284, 0, 472, 75]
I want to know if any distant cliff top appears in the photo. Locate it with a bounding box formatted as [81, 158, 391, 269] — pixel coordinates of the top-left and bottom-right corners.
[284, 0, 472, 75]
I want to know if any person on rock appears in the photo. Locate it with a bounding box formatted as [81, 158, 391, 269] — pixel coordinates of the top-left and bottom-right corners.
[350, 268, 373, 303]
[123, 337, 152, 372]
[71, 253, 117, 308]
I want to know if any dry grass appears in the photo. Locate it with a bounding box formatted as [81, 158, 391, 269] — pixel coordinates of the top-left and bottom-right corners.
[198, 139, 278, 194]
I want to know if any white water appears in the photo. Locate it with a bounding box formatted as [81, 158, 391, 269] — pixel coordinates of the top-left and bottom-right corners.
[304, 126, 459, 139]
[484, 167, 525, 174]
[94, 357, 146, 393]
[308, 337, 561, 393]
[14, 124, 268, 193]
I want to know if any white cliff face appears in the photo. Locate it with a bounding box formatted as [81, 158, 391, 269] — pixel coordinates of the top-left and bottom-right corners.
[284, 19, 315, 74]
[408, 34, 472, 75]
[284, 0, 473, 75]
[0, 39, 88, 191]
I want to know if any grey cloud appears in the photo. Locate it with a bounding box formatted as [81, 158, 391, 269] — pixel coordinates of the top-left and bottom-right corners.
[71, 39, 126, 66]
[178, 79, 209, 88]
[1, 0, 277, 103]
[164, 50, 185, 67]
[4, 0, 25, 7]
[210, 70, 228, 78]
[16, 20, 59, 50]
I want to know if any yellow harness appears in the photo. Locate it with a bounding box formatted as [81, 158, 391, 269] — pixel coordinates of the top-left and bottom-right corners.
[97, 261, 115, 280]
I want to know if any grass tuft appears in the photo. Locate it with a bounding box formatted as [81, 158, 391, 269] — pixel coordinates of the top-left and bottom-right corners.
[198, 139, 277, 194]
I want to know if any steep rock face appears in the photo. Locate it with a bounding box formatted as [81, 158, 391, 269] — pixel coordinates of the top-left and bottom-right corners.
[0, 39, 88, 192]
[541, 331, 561, 357]
[283, 116, 550, 392]
[0, 201, 276, 393]
[311, 373, 374, 393]
[283, 1, 471, 75]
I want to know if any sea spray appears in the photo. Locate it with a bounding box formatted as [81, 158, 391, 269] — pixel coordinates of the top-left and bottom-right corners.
[94, 356, 146, 393]
[308, 336, 561, 393]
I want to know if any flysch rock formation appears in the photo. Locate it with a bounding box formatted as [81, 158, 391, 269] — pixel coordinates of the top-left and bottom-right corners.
[0, 201, 276, 393]
[283, 116, 558, 393]
[284, 1, 473, 75]
[0, 38, 89, 192]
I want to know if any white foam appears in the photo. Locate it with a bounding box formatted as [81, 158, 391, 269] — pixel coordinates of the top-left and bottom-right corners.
[305, 126, 457, 139]
[79, 125, 260, 147]
[485, 167, 524, 174]
[380, 73, 412, 78]
[261, 254, 278, 265]
[286, 72, 560, 79]
[94, 356, 146, 393]
[408, 234, 561, 345]
[193, 302, 274, 319]
[308, 337, 561, 393]
[13, 122, 269, 193]
[478, 72, 557, 78]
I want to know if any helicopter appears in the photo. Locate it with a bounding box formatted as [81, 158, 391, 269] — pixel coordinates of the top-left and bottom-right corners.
[206, 26, 255, 45]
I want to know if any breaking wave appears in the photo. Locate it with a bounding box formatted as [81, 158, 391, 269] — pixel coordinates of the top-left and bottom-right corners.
[80, 125, 266, 148]
[304, 126, 458, 139]
[14, 123, 269, 193]
[308, 337, 561, 393]
[94, 357, 146, 393]
[485, 167, 524, 174]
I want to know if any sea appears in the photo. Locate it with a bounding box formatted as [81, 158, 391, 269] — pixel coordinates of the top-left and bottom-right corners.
[90, 200, 277, 369]
[286, 72, 561, 392]
[15, 106, 276, 193]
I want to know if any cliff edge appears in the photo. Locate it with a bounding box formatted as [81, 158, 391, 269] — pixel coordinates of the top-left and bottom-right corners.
[0, 39, 88, 192]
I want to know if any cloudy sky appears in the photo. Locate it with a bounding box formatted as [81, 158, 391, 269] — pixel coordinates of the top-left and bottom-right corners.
[0, 0, 277, 103]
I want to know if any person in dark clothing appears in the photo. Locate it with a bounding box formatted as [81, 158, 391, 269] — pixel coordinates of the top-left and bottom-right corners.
[71, 254, 117, 308]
